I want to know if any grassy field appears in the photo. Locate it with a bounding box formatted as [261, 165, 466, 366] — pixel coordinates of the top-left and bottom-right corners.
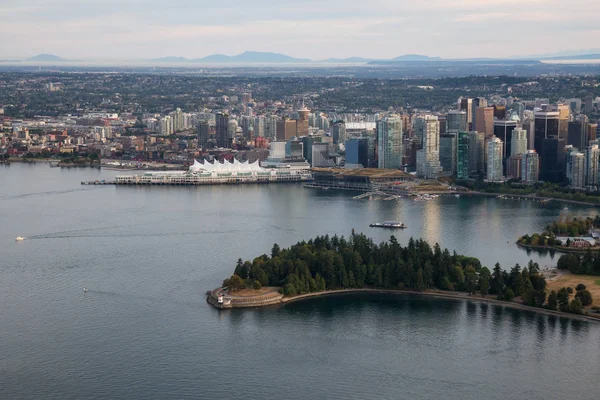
[546, 272, 600, 307]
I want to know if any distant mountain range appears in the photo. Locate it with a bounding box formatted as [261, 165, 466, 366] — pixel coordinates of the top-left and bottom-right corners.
[151, 52, 443, 64]
[152, 51, 311, 63]
[17, 51, 600, 65]
[26, 54, 66, 62]
[541, 53, 600, 60]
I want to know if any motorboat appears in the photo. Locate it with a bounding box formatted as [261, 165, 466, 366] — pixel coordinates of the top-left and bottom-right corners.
[15, 236, 25, 241]
[369, 221, 407, 229]
[83, 288, 89, 293]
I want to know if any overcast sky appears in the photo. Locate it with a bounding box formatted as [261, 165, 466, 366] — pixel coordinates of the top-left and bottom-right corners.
[3, 0, 600, 60]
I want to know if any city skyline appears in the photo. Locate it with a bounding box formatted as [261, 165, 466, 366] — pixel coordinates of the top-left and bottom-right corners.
[3, 0, 600, 60]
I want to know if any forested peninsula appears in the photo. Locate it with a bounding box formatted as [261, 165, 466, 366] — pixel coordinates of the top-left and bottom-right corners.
[212, 232, 595, 318]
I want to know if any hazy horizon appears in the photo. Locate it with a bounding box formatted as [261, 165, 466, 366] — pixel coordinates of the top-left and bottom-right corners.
[2, 0, 600, 60]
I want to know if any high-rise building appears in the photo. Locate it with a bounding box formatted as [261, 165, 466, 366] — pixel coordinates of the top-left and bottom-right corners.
[297, 104, 310, 137]
[487, 136, 504, 182]
[456, 131, 470, 179]
[269, 141, 287, 159]
[471, 97, 487, 128]
[540, 137, 565, 182]
[253, 116, 265, 138]
[556, 104, 570, 140]
[446, 110, 467, 133]
[264, 115, 278, 139]
[197, 120, 210, 150]
[507, 154, 523, 179]
[345, 138, 369, 168]
[510, 127, 528, 156]
[276, 119, 297, 141]
[522, 117, 535, 150]
[521, 150, 540, 184]
[584, 96, 594, 115]
[377, 116, 403, 169]
[286, 140, 304, 158]
[332, 121, 346, 145]
[493, 105, 507, 120]
[475, 107, 494, 138]
[468, 130, 485, 175]
[493, 119, 518, 160]
[568, 117, 589, 150]
[311, 142, 332, 167]
[215, 113, 229, 148]
[458, 98, 473, 126]
[566, 150, 586, 188]
[415, 115, 443, 178]
[590, 123, 598, 141]
[585, 143, 600, 186]
[439, 133, 457, 176]
[534, 110, 560, 154]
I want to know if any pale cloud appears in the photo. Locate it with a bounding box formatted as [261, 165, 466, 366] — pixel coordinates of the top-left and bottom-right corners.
[1, 0, 600, 59]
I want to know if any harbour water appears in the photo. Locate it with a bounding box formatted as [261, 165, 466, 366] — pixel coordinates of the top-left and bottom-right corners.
[1, 164, 599, 399]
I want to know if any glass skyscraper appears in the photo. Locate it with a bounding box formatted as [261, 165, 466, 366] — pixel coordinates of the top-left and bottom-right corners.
[377, 116, 403, 169]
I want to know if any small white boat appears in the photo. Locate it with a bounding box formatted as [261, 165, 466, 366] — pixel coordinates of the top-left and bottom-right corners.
[15, 236, 25, 241]
[83, 288, 89, 293]
[454, 194, 460, 198]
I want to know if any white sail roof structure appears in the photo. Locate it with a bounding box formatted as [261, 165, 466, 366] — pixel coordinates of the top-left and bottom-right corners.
[189, 158, 265, 173]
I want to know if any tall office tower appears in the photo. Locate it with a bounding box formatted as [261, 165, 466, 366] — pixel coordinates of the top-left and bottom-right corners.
[215, 113, 229, 148]
[475, 107, 494, 138]
[487, 136, 504, 182]
[439, 133, 457, 176]
[415, 115, 443, 178]
[472, 97, 487, 127]
[345, 138, 369, 168]
[585, 143, 600, 186]
[276, 118, 297, 141]
[521, 150, 540, 184]
[566, 150, 586, 188]
[522, 117, 535, 150]
[458, 98, 473, 127]
[297, 104, 310, 137]
[568, 115, 589, 150]
[197, 120, 210, 150]
[568, 98, 582, 114]
[264, 115, 278, 139]
[269, 141, 287, 159]
[446, 110, 467, 133]
[534, 109, 560, 154]
[377, 115, 403, 169]
[456, 131, 470, 179]
[590, 123, 598, 141]
[540, 137, 566, 182]
[493, 105, 507, 120]
[438, 115, 447, 134]
[285, 140, 304, 158]
[493, 119, 518, 161]
[311, 142, 332, 167]
[468, 130, 485, 175]
[555, 104, 570, 140]
[584, 96, 594, 115]
[301, 136, 315, 164]
[253, 116, 265, 138]
[511, 127, 528, 156]
[332, 121, 346, 145]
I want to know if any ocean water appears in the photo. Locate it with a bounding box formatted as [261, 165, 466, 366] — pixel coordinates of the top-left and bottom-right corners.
[1, 163, 599, 399]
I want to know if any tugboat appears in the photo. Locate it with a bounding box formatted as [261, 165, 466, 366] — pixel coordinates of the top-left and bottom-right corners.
[369, 221, 407, 229]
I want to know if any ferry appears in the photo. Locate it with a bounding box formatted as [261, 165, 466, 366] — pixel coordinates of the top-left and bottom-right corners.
[369, 221, 407, 229]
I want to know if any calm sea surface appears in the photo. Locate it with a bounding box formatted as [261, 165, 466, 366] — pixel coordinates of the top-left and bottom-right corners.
[1, 163, 599, 399]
